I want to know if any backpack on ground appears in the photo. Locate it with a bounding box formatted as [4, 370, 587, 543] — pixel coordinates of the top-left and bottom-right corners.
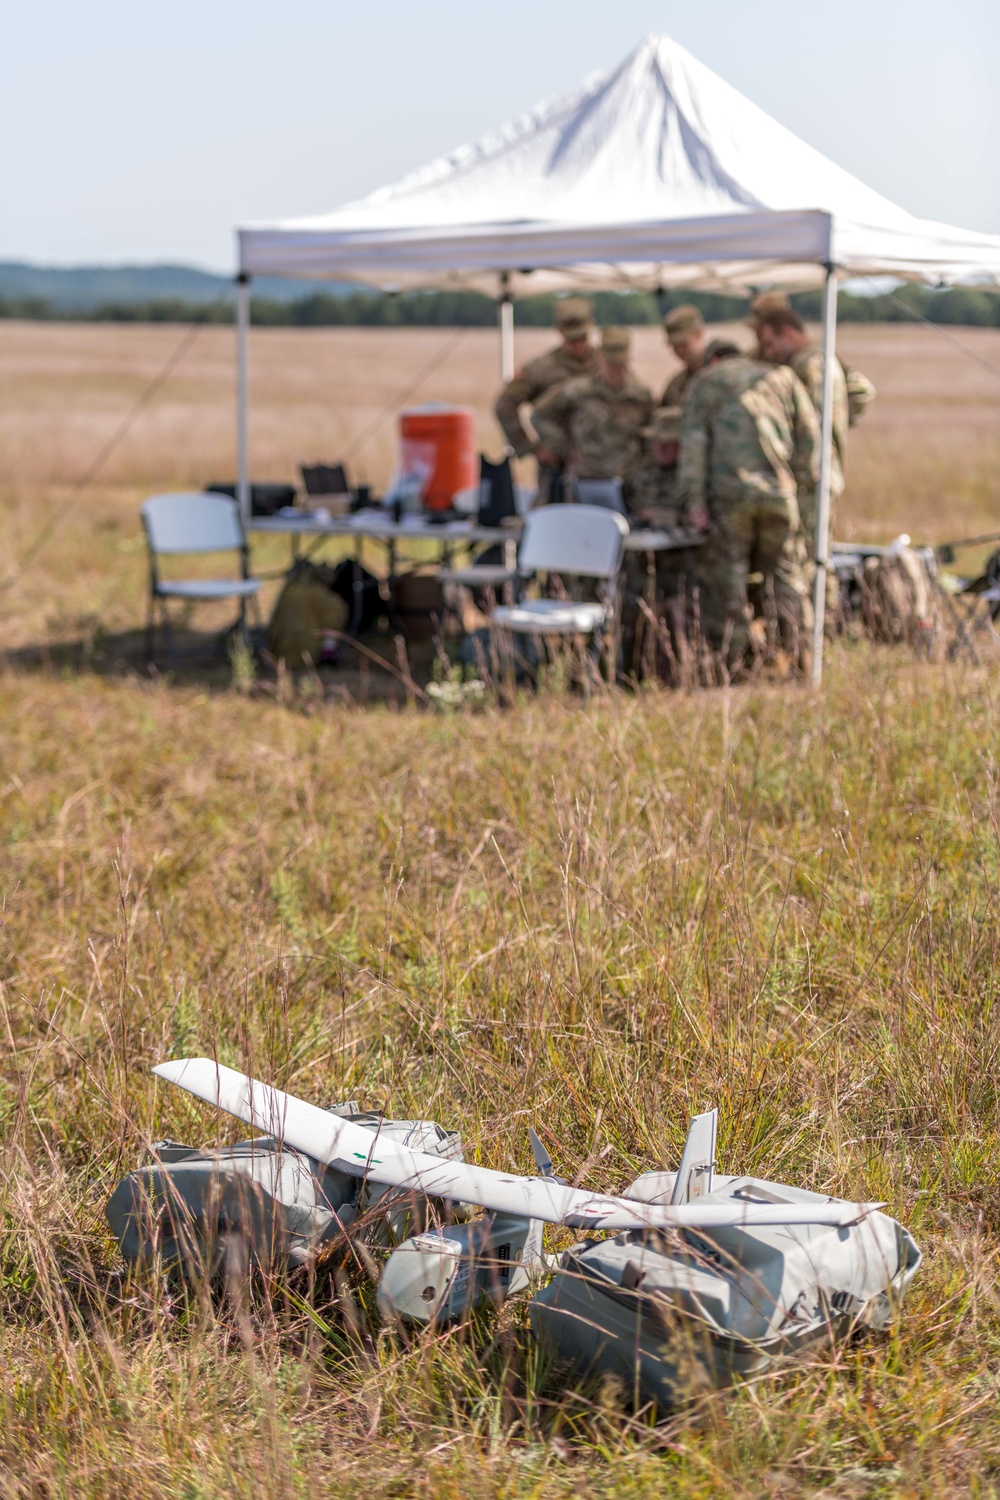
[327, 558, 383, 636]
[267, 560, 350, 667]
[861, 546, 940, 653]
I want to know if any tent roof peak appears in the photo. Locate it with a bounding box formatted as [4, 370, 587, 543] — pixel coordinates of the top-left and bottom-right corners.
[238, 35, 1000, 291]
[292, 31, 902, 236]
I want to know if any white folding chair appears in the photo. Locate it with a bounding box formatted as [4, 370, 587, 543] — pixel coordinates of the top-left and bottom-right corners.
[438, 533, 521, 594]
[489, 504, 628, 643]
[140, 492, 261, 664]
[438, 480, 521, 637]
[572, 477, 627, 515]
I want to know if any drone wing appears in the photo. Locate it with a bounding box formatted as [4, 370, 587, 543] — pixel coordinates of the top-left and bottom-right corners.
[153, 1059, 877, 1232]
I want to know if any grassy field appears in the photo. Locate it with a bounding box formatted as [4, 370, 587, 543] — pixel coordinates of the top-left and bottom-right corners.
[1, 319, 999, 653]
[1, 321, 1000, 1497]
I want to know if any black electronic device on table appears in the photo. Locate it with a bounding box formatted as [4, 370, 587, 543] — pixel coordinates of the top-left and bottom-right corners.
[477, 455, 517, 527]
[301, 462, 350, 497]
[206, 481, 296, 517]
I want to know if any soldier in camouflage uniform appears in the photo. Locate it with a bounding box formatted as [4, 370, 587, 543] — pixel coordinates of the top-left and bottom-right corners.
[494, 296, 598, 501]
[755, 305, 876, 629]
[622, 406, 695, 674]
[749, 293, 876, 425]
[677, 345, 819, 672]
[531, 326, 654, 491]
[746, 292, 790, 356]
[629, 405, 683, 526]
[755, 306, 877, 543]
[661, 304, 708, 407]
[757, 307, 848, 539]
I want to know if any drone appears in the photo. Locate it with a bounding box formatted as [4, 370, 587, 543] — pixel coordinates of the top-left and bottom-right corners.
[106, 1058, 921, 1408]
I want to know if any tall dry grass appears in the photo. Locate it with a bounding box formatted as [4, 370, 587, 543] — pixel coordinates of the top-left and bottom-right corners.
[1, 320, 1000, 1495]
[3, 662, 1000, 1494]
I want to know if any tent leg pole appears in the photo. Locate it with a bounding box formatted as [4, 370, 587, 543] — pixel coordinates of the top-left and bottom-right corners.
[236, 272, 251, 526]
[498, 272, 514, 383]
[810, 263, 838, 687]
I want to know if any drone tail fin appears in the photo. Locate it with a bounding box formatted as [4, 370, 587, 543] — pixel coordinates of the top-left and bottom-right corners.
[528, 1126, 555, 1179]
[670, 1108, 718, 1205]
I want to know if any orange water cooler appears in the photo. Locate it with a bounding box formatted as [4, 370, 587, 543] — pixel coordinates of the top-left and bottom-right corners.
[399, 405, 477, 511]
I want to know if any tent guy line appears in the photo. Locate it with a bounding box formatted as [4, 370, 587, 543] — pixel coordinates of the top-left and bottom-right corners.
[0, 288, 230, 599]
[856, 276, 1000, 384]
[341, 326, 469, 462]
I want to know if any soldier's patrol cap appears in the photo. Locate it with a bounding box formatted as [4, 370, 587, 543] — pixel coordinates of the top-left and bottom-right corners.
[746, 291, 789, 327]
[600, 325, 631, 356]
[663, 305, 704, 339]
[554, 296, 594, 336]
[703, 337, 741, 362]
[642, 406, 683, 441]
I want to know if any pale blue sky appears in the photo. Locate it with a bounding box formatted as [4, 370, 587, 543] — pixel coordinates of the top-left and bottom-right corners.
[4, 0, 998, 269]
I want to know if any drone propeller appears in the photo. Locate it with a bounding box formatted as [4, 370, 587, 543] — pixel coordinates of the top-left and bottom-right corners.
[152, 1059, 882, 1234]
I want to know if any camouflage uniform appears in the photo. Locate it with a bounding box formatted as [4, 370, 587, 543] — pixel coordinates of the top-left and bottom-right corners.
[677, 355, 819, 665]
[788, 344, 849, 536]
[661, 364, 699, 409]
[628, 404, 683, 527]
[746, 291, 790, 356]
[660, 304, 707, 408]
[798, 347, 876, 434]
[625, 453, 697, 655]
[843, 364, 876, 426]
[494, 343, 599, 457]
[748, 292, 877, 428]
[532, 370, 654, 484]
[494, 298, 598, 501]
[622, 407, 699, 675]
[624, 451, 679, 608]
[629, 458, 680, 528]
[786, 347, 875, 623]
[784, 347, 873, 577]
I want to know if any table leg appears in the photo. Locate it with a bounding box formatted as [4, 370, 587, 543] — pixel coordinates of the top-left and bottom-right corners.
[347, 535, 365, 636]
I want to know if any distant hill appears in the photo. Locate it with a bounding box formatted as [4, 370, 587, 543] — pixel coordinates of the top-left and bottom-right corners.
[1, 261, 998, 328]
[0, 261, 354, 310]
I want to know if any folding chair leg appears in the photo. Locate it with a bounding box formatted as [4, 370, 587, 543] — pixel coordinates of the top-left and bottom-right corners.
[160, 601, 177, 671]
[578, 636, 592, 701]
[145, 592, 157, 665]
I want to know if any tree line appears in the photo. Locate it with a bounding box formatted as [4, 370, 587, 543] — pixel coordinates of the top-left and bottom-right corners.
[2, 284, 998, 327]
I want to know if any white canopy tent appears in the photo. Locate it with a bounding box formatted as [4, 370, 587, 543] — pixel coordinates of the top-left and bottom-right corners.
[235, 34, 1000, 683]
